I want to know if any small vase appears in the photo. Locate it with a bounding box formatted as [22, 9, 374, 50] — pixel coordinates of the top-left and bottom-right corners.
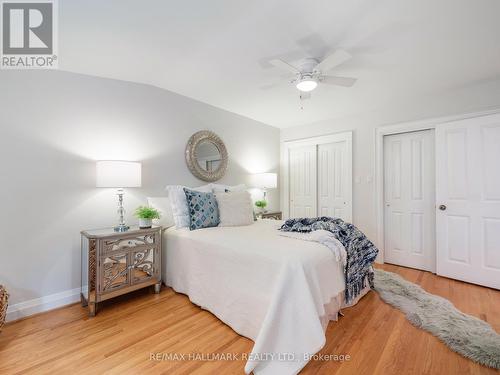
[139, 218, 152, 229]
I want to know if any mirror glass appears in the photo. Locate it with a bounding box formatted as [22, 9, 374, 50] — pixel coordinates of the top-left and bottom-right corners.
[195, 141, 222, 172]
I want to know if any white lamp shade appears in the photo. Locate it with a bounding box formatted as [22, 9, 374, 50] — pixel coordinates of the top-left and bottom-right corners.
[96, 161, 142, 188]
[251, 172, 277, 189]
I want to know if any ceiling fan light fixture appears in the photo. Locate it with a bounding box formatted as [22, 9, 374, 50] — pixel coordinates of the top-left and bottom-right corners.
[296, 78, 318, 92]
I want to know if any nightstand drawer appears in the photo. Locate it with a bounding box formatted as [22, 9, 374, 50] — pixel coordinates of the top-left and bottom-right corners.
[101, 232, 158, 254]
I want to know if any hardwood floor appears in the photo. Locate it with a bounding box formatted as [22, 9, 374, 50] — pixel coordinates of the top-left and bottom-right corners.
[0, 264, 498, 374]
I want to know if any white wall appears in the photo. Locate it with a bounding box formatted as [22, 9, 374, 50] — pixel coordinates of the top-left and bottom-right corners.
[280, 78, 500, 246]
[0, 70, 280, 313]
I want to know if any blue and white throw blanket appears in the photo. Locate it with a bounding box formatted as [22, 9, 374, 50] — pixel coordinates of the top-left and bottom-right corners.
[279, 217, 379, 303]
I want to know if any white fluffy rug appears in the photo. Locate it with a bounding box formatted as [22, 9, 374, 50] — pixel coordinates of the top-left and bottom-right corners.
[374, 269, 500, 369]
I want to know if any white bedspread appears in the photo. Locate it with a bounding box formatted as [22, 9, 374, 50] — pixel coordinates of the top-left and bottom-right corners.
[163, 220, 352, 374]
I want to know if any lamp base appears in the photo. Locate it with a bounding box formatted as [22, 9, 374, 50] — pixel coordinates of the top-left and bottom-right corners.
[114, 224, 130, 232]
[114, 189, 129, 232]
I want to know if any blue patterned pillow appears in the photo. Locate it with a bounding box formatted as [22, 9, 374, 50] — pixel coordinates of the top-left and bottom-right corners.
[183, 188, 220, 230]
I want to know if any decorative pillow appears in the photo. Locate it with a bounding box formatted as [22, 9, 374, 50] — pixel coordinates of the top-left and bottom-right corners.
[211, 183, 246, 193]
[146, 197, 175, 228]
[165, 184, 212, 228]
[216, 191, 254, 227]
[214, 184, 258, 221]
[183, 188, 220, 230]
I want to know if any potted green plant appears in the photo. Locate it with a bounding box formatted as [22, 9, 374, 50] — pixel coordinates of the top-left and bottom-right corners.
[255, 200, 267, 214]
[135, 206, 161, 229]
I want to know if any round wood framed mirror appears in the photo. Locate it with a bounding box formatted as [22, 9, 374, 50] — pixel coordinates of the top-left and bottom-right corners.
[185, 130, 228, 182]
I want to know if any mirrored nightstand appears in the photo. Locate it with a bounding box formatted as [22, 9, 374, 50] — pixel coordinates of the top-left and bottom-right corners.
[257, 211, 282, 220]
[80, 225, 162, 316]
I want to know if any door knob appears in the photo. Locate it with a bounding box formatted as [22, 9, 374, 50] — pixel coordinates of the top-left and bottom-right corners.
[439, 204, 447, 211]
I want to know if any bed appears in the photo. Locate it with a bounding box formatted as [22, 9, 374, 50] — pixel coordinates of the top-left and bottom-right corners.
[162, 219, 370, 375]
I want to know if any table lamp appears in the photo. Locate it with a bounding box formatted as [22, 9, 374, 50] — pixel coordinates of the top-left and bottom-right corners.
[96, 160, 142, 232]
[251, 172, 278, 202]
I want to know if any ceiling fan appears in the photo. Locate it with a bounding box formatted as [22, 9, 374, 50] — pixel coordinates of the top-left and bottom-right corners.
[265, 49, 357, 100]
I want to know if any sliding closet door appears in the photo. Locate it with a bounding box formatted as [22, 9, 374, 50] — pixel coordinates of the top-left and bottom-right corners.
[289, 145, 317, 218]
[436, 114, 500, 289]
[317, 141, 352, 222]
[285, 131, 353, 220]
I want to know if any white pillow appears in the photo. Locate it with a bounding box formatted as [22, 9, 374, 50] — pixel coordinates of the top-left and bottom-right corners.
[211, 183, 246, 193]
[216, 191, 254, 227]
[147, 197, 175, 228]
[165, 185, 212, 228]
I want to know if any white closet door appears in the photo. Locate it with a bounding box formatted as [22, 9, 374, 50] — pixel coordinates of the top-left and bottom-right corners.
[289, 145, 317, 218]
[384, 130, 436, 272]
[317, 141, 352, 222]
[436, 114, 500, 289]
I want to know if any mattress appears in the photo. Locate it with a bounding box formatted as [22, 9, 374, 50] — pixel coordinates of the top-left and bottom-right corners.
[162, 219, 368, 375]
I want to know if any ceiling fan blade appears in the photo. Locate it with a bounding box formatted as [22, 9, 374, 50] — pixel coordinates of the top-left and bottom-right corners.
[315, 49, 352, 72]
[300, 91, 312, 100]
[259, 81, 286, 90]
[269, 59, 300, 74]
[321, 76, 357, 87]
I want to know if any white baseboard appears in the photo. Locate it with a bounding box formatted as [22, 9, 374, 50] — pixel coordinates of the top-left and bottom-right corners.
[6, 287, 81, 323]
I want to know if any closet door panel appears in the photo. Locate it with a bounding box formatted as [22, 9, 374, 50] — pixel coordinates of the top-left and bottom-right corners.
[288, 145, 317, 218]
[384, 130, 436, 272]
[436, 114, 500, 289]
[317, 140, 352, 222]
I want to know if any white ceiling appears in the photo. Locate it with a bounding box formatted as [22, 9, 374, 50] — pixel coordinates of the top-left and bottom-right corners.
[60, 0, 500, 128]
